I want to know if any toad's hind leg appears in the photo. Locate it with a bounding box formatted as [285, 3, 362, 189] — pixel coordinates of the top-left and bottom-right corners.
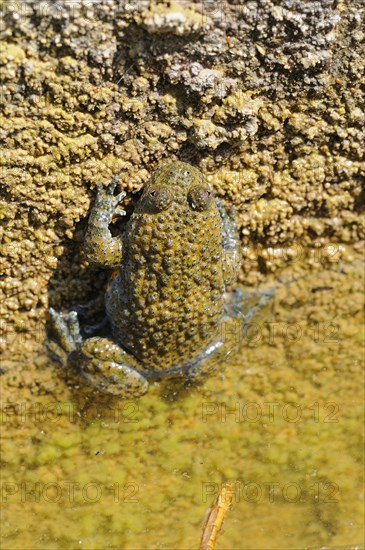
[224, 286, 275, 326]
[185, 339, 231, 384]
[77, 337, 149, 398]
[49, 308, 148, 398]
[186, 286, 276, 385]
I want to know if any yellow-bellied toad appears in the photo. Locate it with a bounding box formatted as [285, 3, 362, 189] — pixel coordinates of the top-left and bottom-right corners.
[50, 162, 241, 398]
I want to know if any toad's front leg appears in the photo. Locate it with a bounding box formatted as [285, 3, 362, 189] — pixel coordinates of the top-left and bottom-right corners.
[217, 199, 241, 287]
[84, 176, 126, 267]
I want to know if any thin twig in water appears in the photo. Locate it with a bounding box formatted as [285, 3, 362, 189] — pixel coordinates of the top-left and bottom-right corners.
[199, 482, 235, 550]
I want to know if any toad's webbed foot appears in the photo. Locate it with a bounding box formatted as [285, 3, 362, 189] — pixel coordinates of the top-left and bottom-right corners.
[49, 307, 82, 353]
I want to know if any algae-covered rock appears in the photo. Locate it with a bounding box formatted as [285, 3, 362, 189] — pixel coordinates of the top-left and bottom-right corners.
[1, 1, 364, 357]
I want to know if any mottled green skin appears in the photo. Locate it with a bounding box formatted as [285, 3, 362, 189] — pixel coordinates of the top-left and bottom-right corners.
[50, 162, 240, 397]
[105, 163, 226, 371]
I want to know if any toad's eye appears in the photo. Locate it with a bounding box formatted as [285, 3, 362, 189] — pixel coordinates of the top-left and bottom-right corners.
[145, 186, 172, 212]
[187, 185, 212, 211]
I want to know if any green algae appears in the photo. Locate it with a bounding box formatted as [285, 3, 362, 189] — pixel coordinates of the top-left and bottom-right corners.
[1, 264, 364, 549]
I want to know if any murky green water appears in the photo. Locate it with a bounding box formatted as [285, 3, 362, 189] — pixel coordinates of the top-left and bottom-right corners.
[1, 265, 364, 549]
